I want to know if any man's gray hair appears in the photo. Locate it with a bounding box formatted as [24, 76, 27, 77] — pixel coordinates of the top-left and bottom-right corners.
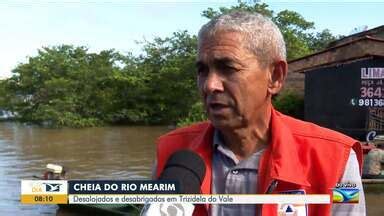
[198, 11, 286, 67]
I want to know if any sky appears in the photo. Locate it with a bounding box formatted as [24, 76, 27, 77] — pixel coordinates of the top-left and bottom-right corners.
[1, 0, 384, 78]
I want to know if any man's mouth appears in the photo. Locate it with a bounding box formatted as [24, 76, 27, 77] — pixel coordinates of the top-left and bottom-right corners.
[208, 102, 230, 111]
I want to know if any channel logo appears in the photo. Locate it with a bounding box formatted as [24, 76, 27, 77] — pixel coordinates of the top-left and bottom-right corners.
[21, 180, 68, 204]
[332, 188, 359, 203]
[43, 183, 62, 192]
[21, 180, 67, 194]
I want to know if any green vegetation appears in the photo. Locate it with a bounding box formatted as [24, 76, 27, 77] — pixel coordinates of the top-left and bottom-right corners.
[0, 2, 337, 127]
[273, 91, 304, 119]
[176, 102, 206, 127]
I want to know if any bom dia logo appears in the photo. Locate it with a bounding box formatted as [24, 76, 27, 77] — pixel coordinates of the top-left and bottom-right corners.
[31, 182, 63, 193]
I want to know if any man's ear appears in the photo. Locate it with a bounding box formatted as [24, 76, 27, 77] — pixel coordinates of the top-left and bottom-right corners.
[267, 60, 288, 95]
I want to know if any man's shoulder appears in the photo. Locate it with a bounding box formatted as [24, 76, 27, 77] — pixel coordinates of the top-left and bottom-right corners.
[278, 112, 357, 146]
[157, 121, 211, 145]
[160, 121, 210, 137]
[155, 121, 213, 160]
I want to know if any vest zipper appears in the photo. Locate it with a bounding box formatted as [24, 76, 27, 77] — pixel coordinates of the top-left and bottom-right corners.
[258, 180, 279, 216]
[265, 179, 278, 194]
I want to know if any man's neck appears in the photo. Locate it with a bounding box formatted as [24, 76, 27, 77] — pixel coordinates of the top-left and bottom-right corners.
[220, 106, 272, 161]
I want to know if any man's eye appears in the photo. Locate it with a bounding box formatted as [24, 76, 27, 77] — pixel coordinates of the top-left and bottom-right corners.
[197, 66, 208, 76]
[220, 65, 238, 73]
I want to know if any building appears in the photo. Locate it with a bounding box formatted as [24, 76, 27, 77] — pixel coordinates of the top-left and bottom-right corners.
[287, 25, 384, 140]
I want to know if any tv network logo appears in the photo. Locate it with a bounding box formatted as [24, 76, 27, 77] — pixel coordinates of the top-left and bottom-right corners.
[22, 180, 67, 195]
[332, 188, 359, 203]
[43, 183, 62, 192]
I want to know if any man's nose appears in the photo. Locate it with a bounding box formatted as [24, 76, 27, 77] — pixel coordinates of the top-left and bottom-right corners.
[204, 71, 224, 93]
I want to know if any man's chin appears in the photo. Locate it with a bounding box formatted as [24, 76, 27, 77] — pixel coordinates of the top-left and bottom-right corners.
[209, 117, 240, 130]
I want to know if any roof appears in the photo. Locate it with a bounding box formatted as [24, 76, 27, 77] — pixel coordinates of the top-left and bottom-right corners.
[288, 36, 384, 73]
[329, 25, 384, 47]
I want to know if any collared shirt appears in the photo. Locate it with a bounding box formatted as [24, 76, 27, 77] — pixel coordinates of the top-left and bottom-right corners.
[211, 129, 264, 215]
[211, 129, 366, 216]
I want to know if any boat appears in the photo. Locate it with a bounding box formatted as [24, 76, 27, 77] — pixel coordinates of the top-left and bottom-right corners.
[0, 109, 16, 121]
[362, 178, 384, 194]
[361, 137, 384, 193]
[362, 179, 384, 184]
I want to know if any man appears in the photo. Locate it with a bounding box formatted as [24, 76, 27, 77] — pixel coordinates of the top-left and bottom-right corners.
[155, 11, 365, 215]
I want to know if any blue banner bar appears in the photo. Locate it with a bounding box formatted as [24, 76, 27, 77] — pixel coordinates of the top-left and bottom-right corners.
[68, 180, 179, 194]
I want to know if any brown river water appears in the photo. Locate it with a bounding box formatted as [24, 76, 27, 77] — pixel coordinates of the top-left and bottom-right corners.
[0, 122, 169, 215]
[0, 122, 382, 215]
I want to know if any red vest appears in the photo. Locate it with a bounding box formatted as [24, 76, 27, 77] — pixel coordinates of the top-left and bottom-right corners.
[156, 108, 363, 216]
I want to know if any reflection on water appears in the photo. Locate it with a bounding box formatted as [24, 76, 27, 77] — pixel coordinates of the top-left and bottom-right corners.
[0, 122, 169, 215]
[0, 122, 383, 215]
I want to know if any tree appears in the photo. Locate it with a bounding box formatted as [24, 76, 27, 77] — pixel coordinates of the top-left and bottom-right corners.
[273, 90, 304, 119]
[1, 1, 339, 127]
[134, 31, 200, 124]
[4, 45, 123, 127]
[308, 29, 338, 51]
[0, 80, 8, 109]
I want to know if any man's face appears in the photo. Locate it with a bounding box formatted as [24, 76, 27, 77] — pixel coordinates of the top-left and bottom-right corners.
[197, 31, 271, 129]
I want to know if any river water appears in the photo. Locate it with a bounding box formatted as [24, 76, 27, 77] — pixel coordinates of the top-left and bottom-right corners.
[0, 122, 382, 215]
[0, 122, 169, 215]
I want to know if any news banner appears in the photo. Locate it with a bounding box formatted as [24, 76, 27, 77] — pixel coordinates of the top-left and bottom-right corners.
[20, 180, 359, 205]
